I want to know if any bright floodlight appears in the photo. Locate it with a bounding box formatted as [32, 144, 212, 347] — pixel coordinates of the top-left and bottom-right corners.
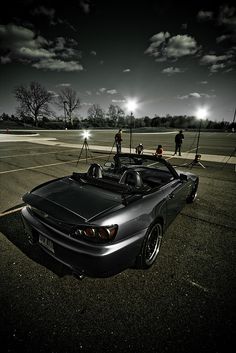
[126, 99, 138, 113]
[196, 107, 208, 120]
[82, 130, 90, 140]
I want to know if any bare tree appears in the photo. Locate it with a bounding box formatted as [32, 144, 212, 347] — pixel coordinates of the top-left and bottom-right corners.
[14, 81, 53, 127]
[107, 104, 125, 127]
[57, 87, 80, 126]
[87, 104, 105, 126]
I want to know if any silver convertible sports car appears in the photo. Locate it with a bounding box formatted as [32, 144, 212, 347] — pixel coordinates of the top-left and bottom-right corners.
[21, 153, 199, 278]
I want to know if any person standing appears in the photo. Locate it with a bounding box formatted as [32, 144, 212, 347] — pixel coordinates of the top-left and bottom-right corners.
[174, 130, 184, 156]
[115, 129, 122, 153]
[135, 143, 144, 155]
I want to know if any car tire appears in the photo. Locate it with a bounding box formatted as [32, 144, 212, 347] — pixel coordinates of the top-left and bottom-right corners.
[187, 179, 199, 203]
[187, 189, 197, 203]
[138, 221, 163, 269]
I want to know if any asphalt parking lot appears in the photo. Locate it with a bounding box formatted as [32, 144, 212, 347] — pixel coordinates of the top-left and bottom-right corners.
[0, 130, 235, 353]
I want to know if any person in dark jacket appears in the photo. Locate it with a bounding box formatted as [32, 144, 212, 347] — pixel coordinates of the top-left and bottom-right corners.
[174, 130, 184, 156]
[114, 129, 122, 153]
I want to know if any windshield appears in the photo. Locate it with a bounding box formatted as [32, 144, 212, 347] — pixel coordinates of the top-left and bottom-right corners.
[116, 155, 172, 174]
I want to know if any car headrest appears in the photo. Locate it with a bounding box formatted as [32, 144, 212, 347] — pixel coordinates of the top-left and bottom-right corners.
[119, 170, 143, 188]
[87, 163, 103, 178]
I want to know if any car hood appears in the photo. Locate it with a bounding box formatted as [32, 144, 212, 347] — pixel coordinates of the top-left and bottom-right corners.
[23, 177, 123, 223]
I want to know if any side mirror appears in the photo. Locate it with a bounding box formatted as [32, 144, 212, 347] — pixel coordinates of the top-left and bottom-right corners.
[180, 173, 188, 181]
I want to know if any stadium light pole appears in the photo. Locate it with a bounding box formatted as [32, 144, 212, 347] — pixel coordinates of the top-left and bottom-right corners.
[126, 99, 138, 153]
[189, 107, 208, 168]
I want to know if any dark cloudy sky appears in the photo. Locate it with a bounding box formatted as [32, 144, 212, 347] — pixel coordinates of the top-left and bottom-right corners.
[0, 0, 235, 121]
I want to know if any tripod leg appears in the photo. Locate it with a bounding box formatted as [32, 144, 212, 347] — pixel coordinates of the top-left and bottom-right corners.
[86, 142, 94, 162]
[76, 141, 85, 166]
[198, 162, 206, 169]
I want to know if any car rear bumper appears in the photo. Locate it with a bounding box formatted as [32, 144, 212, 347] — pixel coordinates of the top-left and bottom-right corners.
[21, 206, 146, 277]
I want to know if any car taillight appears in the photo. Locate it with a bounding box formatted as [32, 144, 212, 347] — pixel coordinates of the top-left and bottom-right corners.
[71, 225, 118, 242]
[97, 226, 117, 240]
[84, 228, 96, 237]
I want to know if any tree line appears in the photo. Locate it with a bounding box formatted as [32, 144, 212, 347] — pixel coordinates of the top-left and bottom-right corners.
[0, 81, 234, 130]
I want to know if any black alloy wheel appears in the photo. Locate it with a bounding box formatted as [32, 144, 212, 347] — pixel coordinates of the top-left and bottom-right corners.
[139, 222, 163, 269]
[187, 179, 199, 203]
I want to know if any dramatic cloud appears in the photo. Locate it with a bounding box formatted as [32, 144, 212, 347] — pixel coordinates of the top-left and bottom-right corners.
[53, 37, 80, 59]
[57, 83, 71, 87]
[218, 5, 236, 27]
[107, 89, 117, 94]
[96, 88, 117, 95]
[144, 31, 170, 58]
[18, 47, 54, 59]
[0, 24, 48, 52]
[145, 32, 199, 61]
[216, 34, 232, 43]
[162, 67, 184, 75]
[79, 0, 91, 14]
[0, 56, 11, 64]
[217, 5, 236, 43]
[200, 53, 233, 72]
[32, 6, 56, 24]
[112, 99, 126, 103]
[210, 63, 226, 73]
[197, 10, 213, 21]
[32, 59, 83, 71]
[0, 24, 83, 71]
[200, 54, 230, 64]
[164, 35, 199, 58]
[178, 92, 216, 99]
[48, 90, 59, 98]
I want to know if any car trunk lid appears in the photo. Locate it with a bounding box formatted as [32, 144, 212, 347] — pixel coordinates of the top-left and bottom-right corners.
[23, 177, 123, 223]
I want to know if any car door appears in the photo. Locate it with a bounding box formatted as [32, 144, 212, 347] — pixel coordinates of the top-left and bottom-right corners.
[165, 179, 189, 227]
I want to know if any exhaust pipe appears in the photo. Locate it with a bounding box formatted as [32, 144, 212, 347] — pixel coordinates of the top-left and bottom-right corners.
[72, 270, 85, 280]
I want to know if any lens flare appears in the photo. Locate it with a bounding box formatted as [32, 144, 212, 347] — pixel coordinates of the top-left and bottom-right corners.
[126, 99, 138, 113]
[196, 107, 208, 120]
[82, 130, 90, 140]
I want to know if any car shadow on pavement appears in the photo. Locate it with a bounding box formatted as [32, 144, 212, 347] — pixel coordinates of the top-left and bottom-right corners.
[0, 210, 72, 278]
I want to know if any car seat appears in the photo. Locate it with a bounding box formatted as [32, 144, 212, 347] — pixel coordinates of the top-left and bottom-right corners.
[87, 163, 103, 178]
[119, 170, 143, 188]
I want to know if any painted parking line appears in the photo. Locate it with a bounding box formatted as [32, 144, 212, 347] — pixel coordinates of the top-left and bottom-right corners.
[0, 146, 48, 152]
[188, 280, 209, 293]
[0, 134, 57, 143]
[0, 206, 24, 217]
[185, 147, 199, 153]
[0, 148, 81, 159]
[0, 154, 106, 175]
[166, 147, 198, 161]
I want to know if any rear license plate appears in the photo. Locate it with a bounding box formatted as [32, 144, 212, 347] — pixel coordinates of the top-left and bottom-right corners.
[39, 234, 55, 253]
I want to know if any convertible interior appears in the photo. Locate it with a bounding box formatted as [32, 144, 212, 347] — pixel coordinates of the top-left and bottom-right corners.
[72, 155, 175, 195]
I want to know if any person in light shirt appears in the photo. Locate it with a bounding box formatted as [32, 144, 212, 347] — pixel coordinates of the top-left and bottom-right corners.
[135, 143, 144, 155]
